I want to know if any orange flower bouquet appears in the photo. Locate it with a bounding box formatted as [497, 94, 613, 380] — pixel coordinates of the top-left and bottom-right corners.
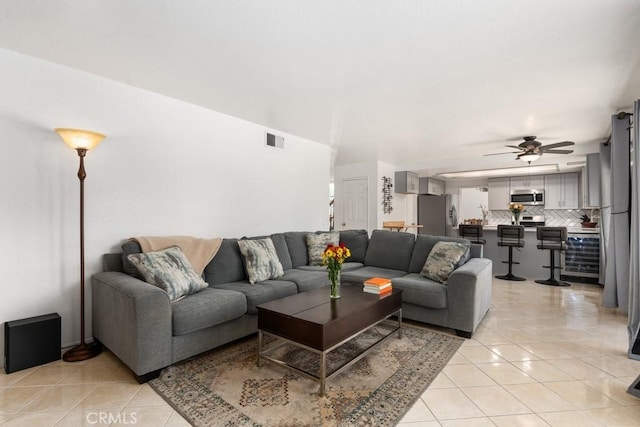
[322, 243, 351, 298]
[508, 203, 526, 224]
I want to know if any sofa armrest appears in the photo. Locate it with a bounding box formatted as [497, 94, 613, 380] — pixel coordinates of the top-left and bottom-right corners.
[91, 271, 172, 376]
[446, 258, 493, 334]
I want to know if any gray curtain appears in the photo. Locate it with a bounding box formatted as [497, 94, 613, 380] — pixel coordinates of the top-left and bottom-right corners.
[629, 100, 640, 359]
[602, 114, 630, 311]
[599, 142, 611, 286]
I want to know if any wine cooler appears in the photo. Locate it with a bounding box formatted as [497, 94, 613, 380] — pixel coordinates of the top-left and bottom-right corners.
[561, 232, 600, 280]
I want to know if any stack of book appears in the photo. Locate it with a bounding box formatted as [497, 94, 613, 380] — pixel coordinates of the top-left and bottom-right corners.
[363, 277, 392, 295]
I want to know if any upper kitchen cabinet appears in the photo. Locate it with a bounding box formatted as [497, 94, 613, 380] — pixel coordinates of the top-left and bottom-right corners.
[488, 177, 510, 210]
[419, 177, 445, 195]
[583, 153, 601, 208]
[510, 175, 544, 191]
[395, 171, 419, 194]
[545, 172, 580, 209]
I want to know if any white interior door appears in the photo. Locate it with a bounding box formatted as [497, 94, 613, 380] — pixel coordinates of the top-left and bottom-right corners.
[342, 178, 368, 230]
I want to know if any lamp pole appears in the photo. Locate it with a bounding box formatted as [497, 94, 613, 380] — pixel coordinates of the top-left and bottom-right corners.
[55, 129, 105, 362]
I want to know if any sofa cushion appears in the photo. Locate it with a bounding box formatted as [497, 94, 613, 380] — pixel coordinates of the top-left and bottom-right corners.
[211, 279, 298, 314]
[341, 266, 408, 284]
[204, 239, 247, 285]
[171, 288, 247, 336]
[364, 230, 415, 271]
[127, 246, 208, 302]
[270, 233, 293, 271]
[339, 230, 369, 263]
[237, 238, 284, 284]
[306, 232, 339, 266]
[280, 269, 329, 293]
[121, 239, 143, 278]
[408, 234, 472, 274]
[421, 241, 470, 284]
[240, 234, 293, 272]
[284, 232, 310, 268]
[392, 273, 448, 309]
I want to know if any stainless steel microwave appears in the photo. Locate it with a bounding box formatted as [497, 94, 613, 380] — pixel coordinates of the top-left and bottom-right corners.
[510, 189, 544, 206]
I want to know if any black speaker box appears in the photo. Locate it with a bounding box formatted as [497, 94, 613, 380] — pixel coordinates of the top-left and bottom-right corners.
[4, 313, 61, 373]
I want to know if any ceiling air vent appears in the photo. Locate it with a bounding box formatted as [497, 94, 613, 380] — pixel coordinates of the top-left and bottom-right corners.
[266, 132, 284, 149]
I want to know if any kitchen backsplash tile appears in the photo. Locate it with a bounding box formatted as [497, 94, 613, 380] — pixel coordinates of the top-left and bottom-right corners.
[489, 206, 600, 227]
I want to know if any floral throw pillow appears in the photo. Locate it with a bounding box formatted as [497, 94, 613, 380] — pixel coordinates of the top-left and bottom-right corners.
[306, 232, 339, 266]
[127, 246, 208, 302]
[237, 238, 284, 284]
[420, 241, 471, 284]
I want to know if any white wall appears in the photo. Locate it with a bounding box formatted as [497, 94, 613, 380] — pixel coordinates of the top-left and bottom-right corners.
[459, 188, 489, 223]
[0, 49, 330, 360]
[377, 161, 409, 229]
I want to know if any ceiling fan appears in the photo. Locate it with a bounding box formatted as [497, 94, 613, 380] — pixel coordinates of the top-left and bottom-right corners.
[485, 136, 575, 162]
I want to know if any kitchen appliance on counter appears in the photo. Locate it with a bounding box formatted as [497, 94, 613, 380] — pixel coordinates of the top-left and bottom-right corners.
[519, 215, 546, 228]
[561, 232, 600, 282]
[418, 194, 456, 237]
[510, 189, 544, 206]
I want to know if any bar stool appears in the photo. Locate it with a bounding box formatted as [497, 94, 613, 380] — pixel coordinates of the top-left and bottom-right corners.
[495, 225, 526, 281]
[535, 227, 570, 287]
[458, 224, 487, 245]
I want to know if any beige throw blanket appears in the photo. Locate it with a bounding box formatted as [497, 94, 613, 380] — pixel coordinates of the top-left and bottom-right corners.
[133, 236, 222, 276]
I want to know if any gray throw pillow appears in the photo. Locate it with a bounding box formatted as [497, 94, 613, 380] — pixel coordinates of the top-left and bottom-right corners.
[237, 238, 284, 284]
[127, 246, 208, 302]
[420, 241, 470, 284]
[306, 232, 339, 266]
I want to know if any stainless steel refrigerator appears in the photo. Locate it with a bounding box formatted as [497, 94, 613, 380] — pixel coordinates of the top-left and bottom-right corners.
[417, 194, 457, 237]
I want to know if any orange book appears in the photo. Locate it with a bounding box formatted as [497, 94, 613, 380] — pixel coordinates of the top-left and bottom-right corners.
[364, 277, 392, 287]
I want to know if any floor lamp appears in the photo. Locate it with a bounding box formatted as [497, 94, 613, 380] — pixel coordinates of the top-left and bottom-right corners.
[55, 128, 106, 362]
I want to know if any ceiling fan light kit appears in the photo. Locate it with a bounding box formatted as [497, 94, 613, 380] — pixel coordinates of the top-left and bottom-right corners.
[519, 152, 542, 163]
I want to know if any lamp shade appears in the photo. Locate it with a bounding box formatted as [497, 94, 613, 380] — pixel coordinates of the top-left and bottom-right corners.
[54, 128, 106, 151]
[519, 152, 541, 163]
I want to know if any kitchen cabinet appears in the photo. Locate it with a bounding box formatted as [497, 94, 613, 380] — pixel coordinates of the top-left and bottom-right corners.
[510, 175, 544, 191]
[419, 177, 445, 195]
[395, 171, 419, 194]
[544, 172, 579, 209]
[583, 153, 601, 208]
[488, 177, 510, 210]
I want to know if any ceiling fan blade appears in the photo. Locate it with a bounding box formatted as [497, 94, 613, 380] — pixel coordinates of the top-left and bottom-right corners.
[505, 145, 525, 150]
[483, 151, 520, 157]
[542, 141, 575, 150]
[544, 149, 574, 154]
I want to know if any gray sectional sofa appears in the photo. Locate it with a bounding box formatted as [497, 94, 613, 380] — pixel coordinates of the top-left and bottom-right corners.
[91, 229, 492, 381]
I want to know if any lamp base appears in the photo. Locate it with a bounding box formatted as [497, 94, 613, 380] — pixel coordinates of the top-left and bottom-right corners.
[62, 341, 102, 362]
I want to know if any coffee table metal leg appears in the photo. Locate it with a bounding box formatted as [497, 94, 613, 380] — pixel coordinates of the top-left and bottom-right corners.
[257, 330, 263, 367]
[320, 351, 326, 396]
[398, 309, 403, 339]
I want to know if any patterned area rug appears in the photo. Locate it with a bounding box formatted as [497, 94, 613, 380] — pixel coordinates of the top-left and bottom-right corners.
[150, 321, 463, 426]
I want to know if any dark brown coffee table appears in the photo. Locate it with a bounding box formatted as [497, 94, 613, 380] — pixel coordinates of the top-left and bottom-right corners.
[257, 284, 402, 395]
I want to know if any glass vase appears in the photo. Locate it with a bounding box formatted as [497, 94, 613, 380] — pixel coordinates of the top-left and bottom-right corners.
[330, 270, 341, 299]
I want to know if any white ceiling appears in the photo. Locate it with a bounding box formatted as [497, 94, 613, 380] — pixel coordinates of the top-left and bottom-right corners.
[1, 0, 639, 176]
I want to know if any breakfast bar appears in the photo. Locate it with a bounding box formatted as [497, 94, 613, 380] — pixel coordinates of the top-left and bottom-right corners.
[475, 225, 600, 281]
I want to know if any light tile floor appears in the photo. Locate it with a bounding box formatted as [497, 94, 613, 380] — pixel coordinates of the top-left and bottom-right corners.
[1, 278, 639, 426]
[398, 278, 640, 427]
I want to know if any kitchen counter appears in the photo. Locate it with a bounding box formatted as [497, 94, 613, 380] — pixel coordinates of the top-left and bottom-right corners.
[466, 225, 600, 234]
[472, 226, 598, 280]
